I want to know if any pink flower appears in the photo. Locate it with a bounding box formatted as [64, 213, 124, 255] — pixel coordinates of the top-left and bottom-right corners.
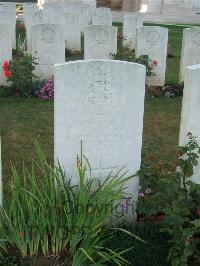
[139, 192, 145, 197]
[39, 78, 54, 100]
[152, 60, 158, 66]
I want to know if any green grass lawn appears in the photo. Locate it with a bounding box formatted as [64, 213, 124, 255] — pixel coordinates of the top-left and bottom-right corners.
[0, 96, 182, 191]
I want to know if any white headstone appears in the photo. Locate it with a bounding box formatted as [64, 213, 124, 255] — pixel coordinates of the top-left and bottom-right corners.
[32, 24, 65, 79]
[54, 59, 146, 204]
[84, 25, 117, 59]
[61, 12, 81, 51]
[179, 28, 200, 82]
[0, 2, 16, 49]
[179, 64, 200, 184]
[62, 1, 90, 33]
[92, 7, 112, 26]
[42, 3, 63, 25]
[163, 0, 200, 13]
[147, 0, 164, 13]
[0, 23, 12, 86]
[23, 3, 43, 52]
[136, 26, 168, 86]
[23, 3, 38, 27]
[122, 0, 141, 12]
[123, 13, 143, 50]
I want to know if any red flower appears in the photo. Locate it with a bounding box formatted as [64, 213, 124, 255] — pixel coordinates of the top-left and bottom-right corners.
[4, 70, 11, 78]
[3, 61, 10, 71]
[152, 60, 158, 66]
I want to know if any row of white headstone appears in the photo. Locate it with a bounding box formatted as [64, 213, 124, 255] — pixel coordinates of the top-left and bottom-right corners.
[1, 2, 200, 87]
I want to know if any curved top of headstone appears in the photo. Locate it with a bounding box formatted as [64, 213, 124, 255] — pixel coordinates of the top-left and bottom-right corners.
[55, 59, 146, 71]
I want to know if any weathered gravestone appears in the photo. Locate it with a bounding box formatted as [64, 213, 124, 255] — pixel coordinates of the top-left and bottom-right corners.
[32, 24, 65, 79]
[23, 3, 43, 52]
[147, 0, 164, 13]
[179, 64, 200, 184]
[84, 25, 117, 59]
[163, 0, 200, 13]
[179, 28, 200, 82]
[42, 3, 63, 25]
[54, 59, 146, 209]
[0, 23, 12, 86]
[136, 26, 168, 86]
[92, 7, 112, 26]
[123, 13, 143, 50]
[0, 2, 16, 49]
[62, 1, 93, 33]
[122, 0, 141, 12]
[61, 12, 81, 51]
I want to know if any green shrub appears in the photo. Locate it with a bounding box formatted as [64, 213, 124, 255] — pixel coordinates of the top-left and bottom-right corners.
[114, 47, 157, 77]
[0, 145, 141, 265]
[138, 133, 200, 266]
[5, 53, 44, 97]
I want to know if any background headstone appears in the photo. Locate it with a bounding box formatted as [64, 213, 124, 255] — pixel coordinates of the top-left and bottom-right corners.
[61, 1, 91, 33]
[84, 25, 117, 59]
[32, 24, 65, 79]
[61, 12, 81, 51]
[179, 27, 200, 82]
[179, 64, 200, 184]
[163, 0, 200, 13]
[136, 26, 168, 86]
[147, 0, 164, 13]
[23, 3, 43, 52]
[92, 7, 112, 26]
[54, 59, 146, 205]
[122, 0, 142, 12]
[123, 13, 143, 50]
[42, 3, 63, 24]
[0, 23, 12, 86]
[0, 2, 16, 49]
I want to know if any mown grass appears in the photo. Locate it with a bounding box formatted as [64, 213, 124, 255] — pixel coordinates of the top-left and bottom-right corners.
[0, 96, 182, 196]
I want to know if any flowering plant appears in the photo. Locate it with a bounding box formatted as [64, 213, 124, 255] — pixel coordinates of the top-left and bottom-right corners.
[114, 48, 157, 77]
[3, 54, 43, 97]
[39, 78, 54, 100]
[138, 133, 200, 265]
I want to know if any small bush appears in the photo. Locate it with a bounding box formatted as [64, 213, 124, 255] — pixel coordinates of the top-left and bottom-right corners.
[147, 83, 184, 98]
[114, 47, 157, 77]
[138, 133, 200, 266]
[3, 54, 44, 97]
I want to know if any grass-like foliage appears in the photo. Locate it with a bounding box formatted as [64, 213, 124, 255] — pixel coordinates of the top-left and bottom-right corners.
[0, 145, 140, 265]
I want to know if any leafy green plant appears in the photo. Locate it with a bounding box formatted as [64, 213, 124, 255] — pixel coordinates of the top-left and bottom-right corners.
[16, 33, 27, 55]
[114, 47, 157, 77]
[0, 144, 141, 265]
[138, 133, 200, 266]
[5, 54, 44, 97]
